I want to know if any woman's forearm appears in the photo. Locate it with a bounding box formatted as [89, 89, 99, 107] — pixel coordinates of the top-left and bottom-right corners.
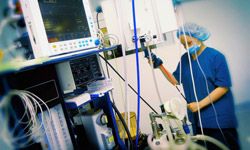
[199, 87, 229, 109]
[159, 65, 178, 85]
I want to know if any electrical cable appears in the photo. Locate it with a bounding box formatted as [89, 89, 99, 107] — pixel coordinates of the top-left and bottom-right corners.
[99, 54, 158, 114]
[111, 102, 134, 150]
[175, 85, 186, 100]
[97, 6, 130, 140]
[96, 11, 111, 80]
[111, 49, 126, 109]
[95, 13, 114, 106]
[111, 47, 128, 142]
[105, 62, 111, 79]
[8, 91, 46, 140]
[96, 27, 116, 106]
[0, 90, 51, 149]
[158, 63, 187, 100]
[112, 1, 131, 138]
[7, 92, 42, 139]
[96, 12, 120, 111]
[96, 12, 100, 29]
[10, 94, 36, 134]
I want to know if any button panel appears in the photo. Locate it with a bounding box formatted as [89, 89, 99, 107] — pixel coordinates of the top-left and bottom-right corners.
[50, 38, 96, 54]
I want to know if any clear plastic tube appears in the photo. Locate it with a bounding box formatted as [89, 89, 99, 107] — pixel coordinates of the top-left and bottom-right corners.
[147, 42, 164, 105]
[114, 0, 131, 144]
[195, 50, 227, 143]
[175, 5, 206, 145]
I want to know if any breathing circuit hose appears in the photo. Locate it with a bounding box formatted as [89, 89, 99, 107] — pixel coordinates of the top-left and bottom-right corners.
[191, 135, 229, 150]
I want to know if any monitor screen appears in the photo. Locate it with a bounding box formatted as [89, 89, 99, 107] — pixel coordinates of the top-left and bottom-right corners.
[38, 0, 91, 43]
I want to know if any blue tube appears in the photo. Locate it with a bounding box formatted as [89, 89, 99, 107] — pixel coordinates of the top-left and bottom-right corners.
[131, 0, 141, 149]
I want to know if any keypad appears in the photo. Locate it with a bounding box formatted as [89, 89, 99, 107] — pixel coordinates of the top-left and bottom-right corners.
[50, 38, 95, 54]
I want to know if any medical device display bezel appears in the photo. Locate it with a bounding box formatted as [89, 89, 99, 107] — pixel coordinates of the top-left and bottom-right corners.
[20, 0, 97, 58]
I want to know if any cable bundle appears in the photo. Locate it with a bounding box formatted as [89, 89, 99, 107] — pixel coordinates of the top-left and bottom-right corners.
[0, 90, 51, 149]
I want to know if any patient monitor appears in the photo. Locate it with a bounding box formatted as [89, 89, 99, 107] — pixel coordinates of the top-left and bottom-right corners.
[21, 0, 98, 58]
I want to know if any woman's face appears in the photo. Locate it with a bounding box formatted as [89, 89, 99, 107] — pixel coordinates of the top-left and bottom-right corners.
[179, 35, 199, 49]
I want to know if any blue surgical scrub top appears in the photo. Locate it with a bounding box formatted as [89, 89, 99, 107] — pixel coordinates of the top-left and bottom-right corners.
[173, 47, 237, 129]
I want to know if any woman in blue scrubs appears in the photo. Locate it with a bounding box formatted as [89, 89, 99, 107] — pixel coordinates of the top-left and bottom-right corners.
[163, 23, 240, 149]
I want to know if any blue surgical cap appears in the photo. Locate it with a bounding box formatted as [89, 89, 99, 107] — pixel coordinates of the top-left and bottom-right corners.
[177, 23, 210, 41]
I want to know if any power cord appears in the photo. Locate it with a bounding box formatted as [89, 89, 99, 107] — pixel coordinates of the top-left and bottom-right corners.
[99, 54, 158, 115]
[111, 102, 135, 150]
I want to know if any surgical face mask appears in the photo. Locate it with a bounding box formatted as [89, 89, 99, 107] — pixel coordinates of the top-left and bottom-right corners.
[188, 44, 200, 55]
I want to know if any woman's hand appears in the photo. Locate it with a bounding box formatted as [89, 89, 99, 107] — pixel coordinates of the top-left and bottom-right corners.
[187, 102, 202, 112]
[187, 87, 228, 113]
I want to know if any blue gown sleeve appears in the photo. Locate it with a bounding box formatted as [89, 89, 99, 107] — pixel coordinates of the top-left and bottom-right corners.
[173, 62, 180, 83]
[213, 53, 232, 87]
